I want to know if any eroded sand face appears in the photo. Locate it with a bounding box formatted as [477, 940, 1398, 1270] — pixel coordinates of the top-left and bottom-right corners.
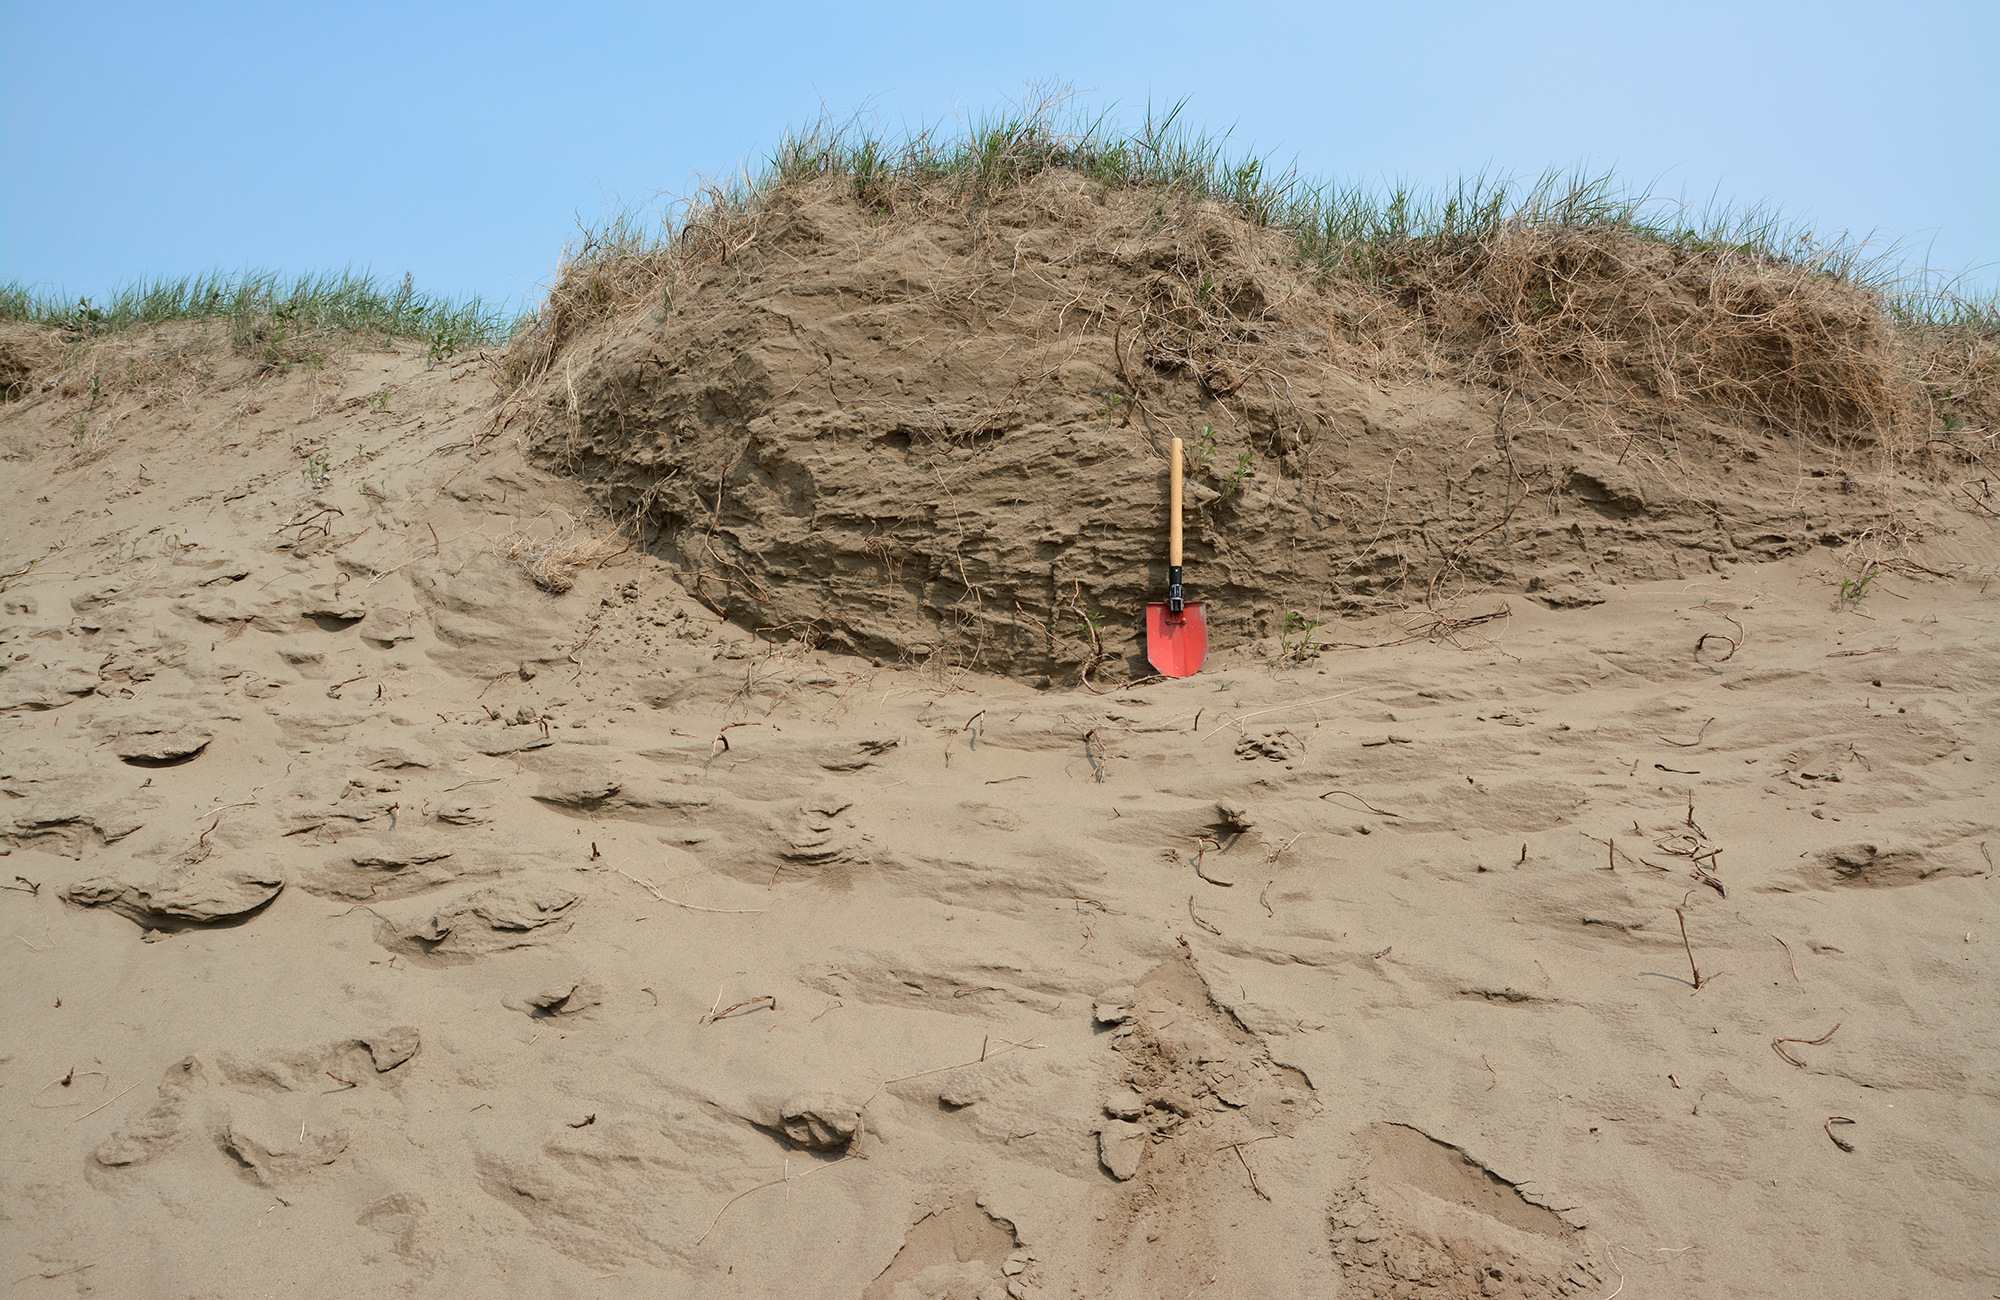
[2, 345, 1995, 1299]
[526, 179, 1942, 682]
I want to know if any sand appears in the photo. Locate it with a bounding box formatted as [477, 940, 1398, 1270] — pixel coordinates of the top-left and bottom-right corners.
[519, 176, 1947, 683]
[1, 333, 1996, 1300]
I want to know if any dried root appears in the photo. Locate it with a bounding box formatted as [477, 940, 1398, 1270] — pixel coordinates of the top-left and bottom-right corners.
[501, 526, 627, 593]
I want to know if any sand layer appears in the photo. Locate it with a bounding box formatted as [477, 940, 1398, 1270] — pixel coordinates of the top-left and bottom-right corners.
[1, 334, 1996, 1299]
[517, 180, 1945, 679]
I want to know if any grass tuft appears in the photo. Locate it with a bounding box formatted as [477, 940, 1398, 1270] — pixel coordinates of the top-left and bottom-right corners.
[507, 88, 1993, 403]
[549, 86, 1987, 299]
[502, 525, 628, 593]
[503, 89, 1996, 460]
[0, 269, 518, 363]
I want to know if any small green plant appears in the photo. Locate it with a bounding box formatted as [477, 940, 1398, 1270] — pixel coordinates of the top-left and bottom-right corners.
[1836, 568, 1879, 609]
[358, 482, 386, 499]
[1077, 607, 1106, 644]
[301, 451, 331, 490]
[1186, 425, 1219, 473]
[1221, 450, 1255, 495]
[1278, 611, 1324, 662]
[427, 324, 463, 365]
[369, 390, 391, 412]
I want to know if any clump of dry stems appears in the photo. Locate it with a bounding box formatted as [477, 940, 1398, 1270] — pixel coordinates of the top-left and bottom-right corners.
[502, 525, 627, 593]
[500, 87, 1994, 471]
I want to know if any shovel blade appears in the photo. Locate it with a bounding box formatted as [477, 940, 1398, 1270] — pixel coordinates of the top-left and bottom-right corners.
[1145, 602, 1208, 678]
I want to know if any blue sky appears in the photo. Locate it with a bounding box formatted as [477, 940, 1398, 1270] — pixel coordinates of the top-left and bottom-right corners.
[4, 0, 1994, 313]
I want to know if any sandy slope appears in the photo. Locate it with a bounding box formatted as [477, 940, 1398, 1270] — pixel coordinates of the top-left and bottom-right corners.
[521, 178, 1947, 682]
[2, 343, 1996, 1300]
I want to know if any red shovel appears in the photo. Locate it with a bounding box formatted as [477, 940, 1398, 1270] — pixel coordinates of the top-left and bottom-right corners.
[1146, 437, 1208, 677]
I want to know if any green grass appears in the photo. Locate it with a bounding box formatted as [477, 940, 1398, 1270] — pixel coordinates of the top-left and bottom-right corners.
[0, 269, 519, 360]
[1885, 274, 2000, 332]
[564, 90, 1993, 334]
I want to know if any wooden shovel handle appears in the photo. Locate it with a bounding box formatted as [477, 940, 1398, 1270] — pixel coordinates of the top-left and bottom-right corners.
[1169, 437, 1184, 566]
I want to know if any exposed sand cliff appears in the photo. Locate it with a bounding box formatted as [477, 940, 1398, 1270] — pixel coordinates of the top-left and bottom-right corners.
[1, 196, 1996, 1299]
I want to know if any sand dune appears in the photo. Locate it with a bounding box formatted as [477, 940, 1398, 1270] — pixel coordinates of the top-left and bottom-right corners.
[1, 308, 1995, 1300]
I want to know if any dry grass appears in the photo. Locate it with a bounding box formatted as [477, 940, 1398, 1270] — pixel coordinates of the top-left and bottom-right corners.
[0, 323, 62, 399]
[33, 321, 229, 405]
[499, 95, 1993, 480]
[1894, 316, 1998, 467]
[496, 207, 720, 395]
[502, 525, 627, 593]
[1378, 226, 1907, 445]
[1, 272, 521, 419]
